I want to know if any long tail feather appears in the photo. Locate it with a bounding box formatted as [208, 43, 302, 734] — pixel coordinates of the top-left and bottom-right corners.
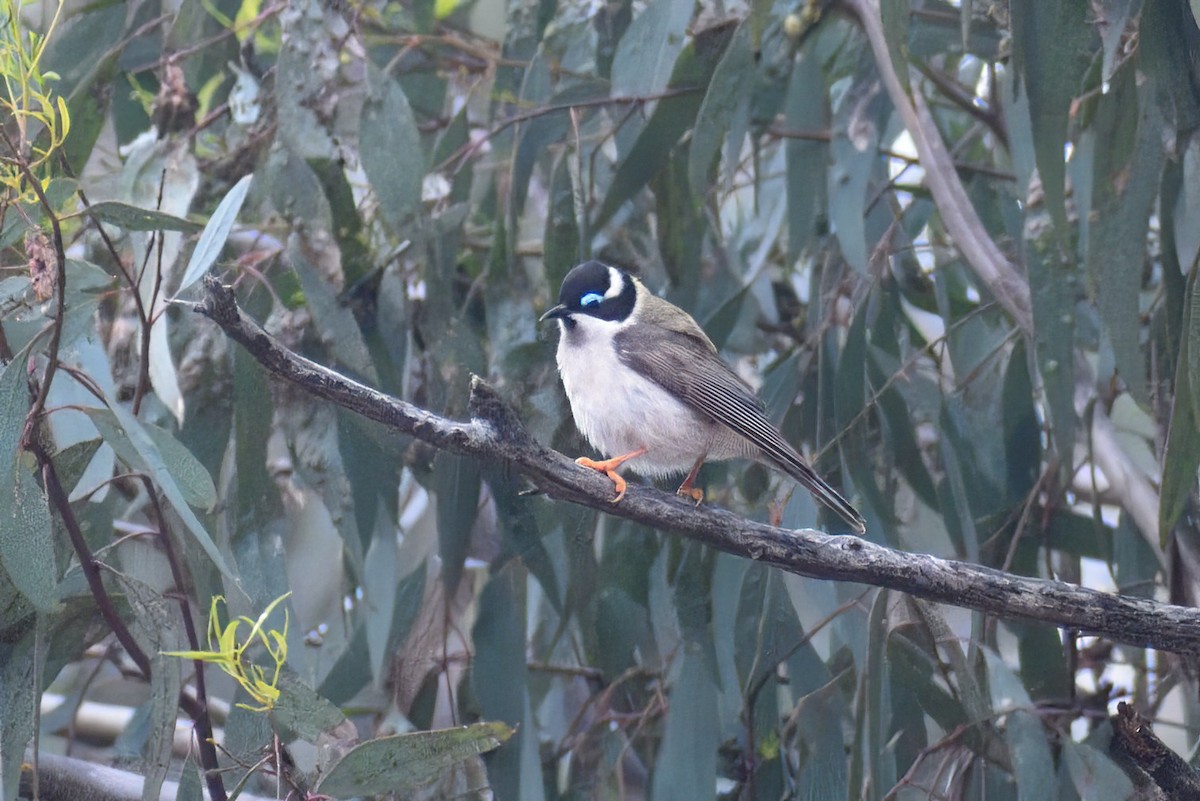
[785, 459, 866, 533]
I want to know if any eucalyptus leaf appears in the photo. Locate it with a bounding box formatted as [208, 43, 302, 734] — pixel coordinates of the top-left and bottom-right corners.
[271, 671, 351, 744]
[1063, 739, 1135, 800]
[688, 23, 753, 196]
[784, 53, 828, 259]
[649, 644, 718, 801]
[83, 409, 216, 511]
[82, 402, 232, 578]
[1161, 269, 1200, 540]
[470, 565, 529, 799]
[361, 66, 423, 231]
[611, 0, 693, 100]
[314, 722, 513, 797]
[1009, 0, 1092, 236]
[0, 621, 42, 800]
[363, 511, 398, 688]
[0, 353, 58, 612]
[83, 201, 203, 233]
[176, 174, 254, 293]
[596, 25, 735, 229]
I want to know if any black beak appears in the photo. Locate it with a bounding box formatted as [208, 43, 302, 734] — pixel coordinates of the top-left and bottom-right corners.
[539, 304, 569, 322]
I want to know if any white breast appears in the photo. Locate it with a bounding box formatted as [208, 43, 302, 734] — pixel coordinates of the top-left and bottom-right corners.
[555, 316, 716, 478]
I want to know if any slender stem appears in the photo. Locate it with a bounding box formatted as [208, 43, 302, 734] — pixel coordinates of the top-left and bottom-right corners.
[0, 126, 68, 445]
[139, 477, 227, 801]
[38, 453, 153, 680]
[434, 86, 702, 174]
[38, 451, 228, 800]
[131, 172, 170, 416]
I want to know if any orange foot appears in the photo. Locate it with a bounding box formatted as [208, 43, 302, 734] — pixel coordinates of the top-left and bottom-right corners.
[675, 483, 704, 505]
[676, 456, 706, 506]
[575, 447, 647, 503]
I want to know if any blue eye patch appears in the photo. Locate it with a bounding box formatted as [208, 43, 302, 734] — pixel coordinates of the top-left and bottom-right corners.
[579, 292, 604, 308]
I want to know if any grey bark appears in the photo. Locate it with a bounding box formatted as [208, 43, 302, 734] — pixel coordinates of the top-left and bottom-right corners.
[192, 276, 1200, 655]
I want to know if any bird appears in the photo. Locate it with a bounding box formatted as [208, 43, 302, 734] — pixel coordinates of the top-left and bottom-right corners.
[540, 260, 866, 534]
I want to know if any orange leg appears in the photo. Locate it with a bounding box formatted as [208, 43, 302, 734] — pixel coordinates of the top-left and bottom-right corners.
[675, 456, 706, 505]
[576, 447, 647, 503]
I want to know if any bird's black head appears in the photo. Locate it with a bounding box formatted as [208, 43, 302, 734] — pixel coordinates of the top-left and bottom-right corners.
[540, 261, 637, 327]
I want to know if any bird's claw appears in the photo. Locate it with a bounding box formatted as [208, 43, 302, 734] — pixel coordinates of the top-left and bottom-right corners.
[575, 455, 630, 503]
[676, 485, 704, 506]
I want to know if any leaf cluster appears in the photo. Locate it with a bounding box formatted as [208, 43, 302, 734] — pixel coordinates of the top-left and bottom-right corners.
[1, 0, 1199, 800]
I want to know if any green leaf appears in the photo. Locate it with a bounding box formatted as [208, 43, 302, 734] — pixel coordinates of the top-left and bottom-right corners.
[829, 83, 882, 274]
[596, 24, 736, 230]
[363, 510, 397, 688]
[1084, 66, 1163, 401]
[434, 454, 481, 594]
[1062, 740, 1135, 800]
[0, 355, 58, 612]
[595, 89, 702, 230]
[275, 1, 337, 159]
[42, 5, 122, 170]
[784, 52, 828, 260]
[177, 174, 254, 293]
[509, 54, 553, 213]
[175, 759, 203, 801]
[0, 619, 42, 800]
[1098, 0, 1141, 83]
[650, 643, 718, 801]
[116, 573, 182, 801]
[1161, 269, 1200, 541]
[271, 671, 351, 743]
[543, 156, 581, 288]
[83, 410, 216, 511]
[315, 722, 513, 797]
[233, 327, 283, 534]
[361, 66, 423, 231]
[1006, 710, 1056, 800]
[82, 402, 233, 578]
[919, 602, 993, 725]
[82, 201, 203, 233]
[1002, 339, 1040, 503]
[288, 231, 379, 383]
[1026, 236, 1077, 477]
[879, 0, 912, 93]
[317, 622, 372, 706]
[863, 589, 895, 796]
[1009, 0, 1092, 236]
[470, 565, 528, 799]
[610, 0, 694, 101]
[687, 23, 753, 196]
[871, 360, 939, 511]
[889, 633, 967, 734]
[264, 146, 333, 228]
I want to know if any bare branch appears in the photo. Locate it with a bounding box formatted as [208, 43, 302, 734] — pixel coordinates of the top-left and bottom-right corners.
[843, 0, 1164, 556]
[1110, 702, 1200, 798]
[842, 0, 1032, 332]
[23, 750, 275, 801]
[191, 277, 1200, 655]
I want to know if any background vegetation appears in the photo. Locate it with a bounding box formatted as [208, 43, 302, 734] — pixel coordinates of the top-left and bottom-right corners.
[3, 0, 1199, 798]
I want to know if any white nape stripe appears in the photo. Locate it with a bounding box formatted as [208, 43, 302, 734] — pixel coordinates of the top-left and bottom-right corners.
[604, 266, 625, 300]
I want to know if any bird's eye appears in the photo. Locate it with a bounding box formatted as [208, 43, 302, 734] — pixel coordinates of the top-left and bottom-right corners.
[579, 292, 603, 308]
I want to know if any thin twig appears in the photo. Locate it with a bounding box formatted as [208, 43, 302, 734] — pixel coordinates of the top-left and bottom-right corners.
[0, 126, 68, 443]
[132, 171, 170, 415]
[435, 87, 702, 175]
[841, 0, 1032, 331]
[38, 453, 153, 680]
[140, 477, 227, 801]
